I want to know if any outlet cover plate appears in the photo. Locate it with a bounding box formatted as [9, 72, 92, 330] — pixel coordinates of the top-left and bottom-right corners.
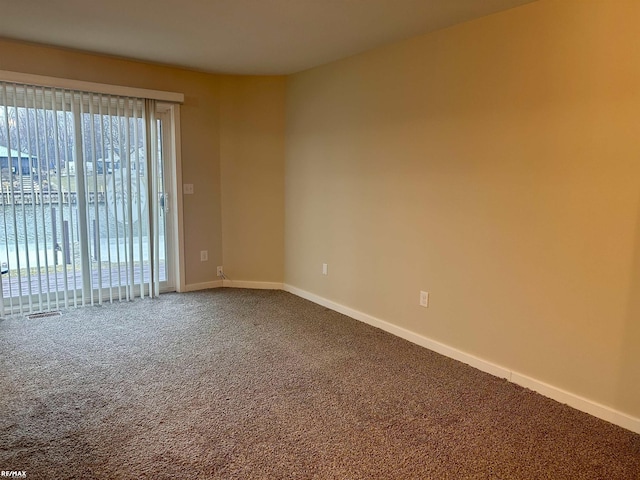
[420, 291, 429, 307]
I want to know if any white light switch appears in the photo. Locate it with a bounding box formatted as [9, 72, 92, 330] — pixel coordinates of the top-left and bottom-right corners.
[183, 184, 194, 195]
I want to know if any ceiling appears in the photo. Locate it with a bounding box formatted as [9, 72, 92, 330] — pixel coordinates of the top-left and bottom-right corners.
[0, 0, 536, 75]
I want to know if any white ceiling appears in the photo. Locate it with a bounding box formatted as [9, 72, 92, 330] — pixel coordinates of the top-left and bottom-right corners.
[0, 0, 535, 75]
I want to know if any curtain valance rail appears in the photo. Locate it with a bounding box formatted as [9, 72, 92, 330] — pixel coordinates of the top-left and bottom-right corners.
[0, 70, 184, 104]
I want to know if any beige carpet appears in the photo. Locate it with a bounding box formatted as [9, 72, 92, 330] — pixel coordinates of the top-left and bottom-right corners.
[0, 289, 638, 479]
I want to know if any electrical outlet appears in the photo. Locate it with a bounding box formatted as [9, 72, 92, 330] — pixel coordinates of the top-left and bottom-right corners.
[183, 183, 194, 195]
[322, 263, 328, 275]
[217, 266, 224, 277]
[419, 291, 429, 308]
[200, 250, 208, 262]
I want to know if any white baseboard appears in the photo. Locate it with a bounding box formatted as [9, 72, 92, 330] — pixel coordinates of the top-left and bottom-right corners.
[183, 280, 223, 292]
[282, 284, 640, 435]
[223, 280, 283, 290]
[183, 279, 283, 292]
[510, 372, 640, 434]
[283, 284, 510, 379]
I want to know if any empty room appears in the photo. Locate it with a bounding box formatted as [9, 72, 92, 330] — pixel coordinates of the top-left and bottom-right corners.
[1, 0, 639, 478]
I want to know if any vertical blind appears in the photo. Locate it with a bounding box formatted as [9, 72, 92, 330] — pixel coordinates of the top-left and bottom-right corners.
[0, 81, 161, 315]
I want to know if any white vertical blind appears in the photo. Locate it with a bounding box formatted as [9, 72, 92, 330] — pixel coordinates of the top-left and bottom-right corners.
[0, 81, 162, 314]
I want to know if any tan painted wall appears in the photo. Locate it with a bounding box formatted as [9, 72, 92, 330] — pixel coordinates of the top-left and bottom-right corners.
[0, 38, 286, 287]
[285, 0, 640, 418]
[220, 76, 285, 282]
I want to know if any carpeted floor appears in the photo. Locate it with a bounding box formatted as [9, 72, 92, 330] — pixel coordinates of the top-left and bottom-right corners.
[0, 289, 638, 479]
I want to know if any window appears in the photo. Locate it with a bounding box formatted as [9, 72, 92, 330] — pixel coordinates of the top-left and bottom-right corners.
[0, 78, 181, 315]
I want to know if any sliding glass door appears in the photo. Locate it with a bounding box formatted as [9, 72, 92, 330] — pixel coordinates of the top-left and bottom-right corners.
[0, 82, 176, 315]
[154, 107, 176, 292]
